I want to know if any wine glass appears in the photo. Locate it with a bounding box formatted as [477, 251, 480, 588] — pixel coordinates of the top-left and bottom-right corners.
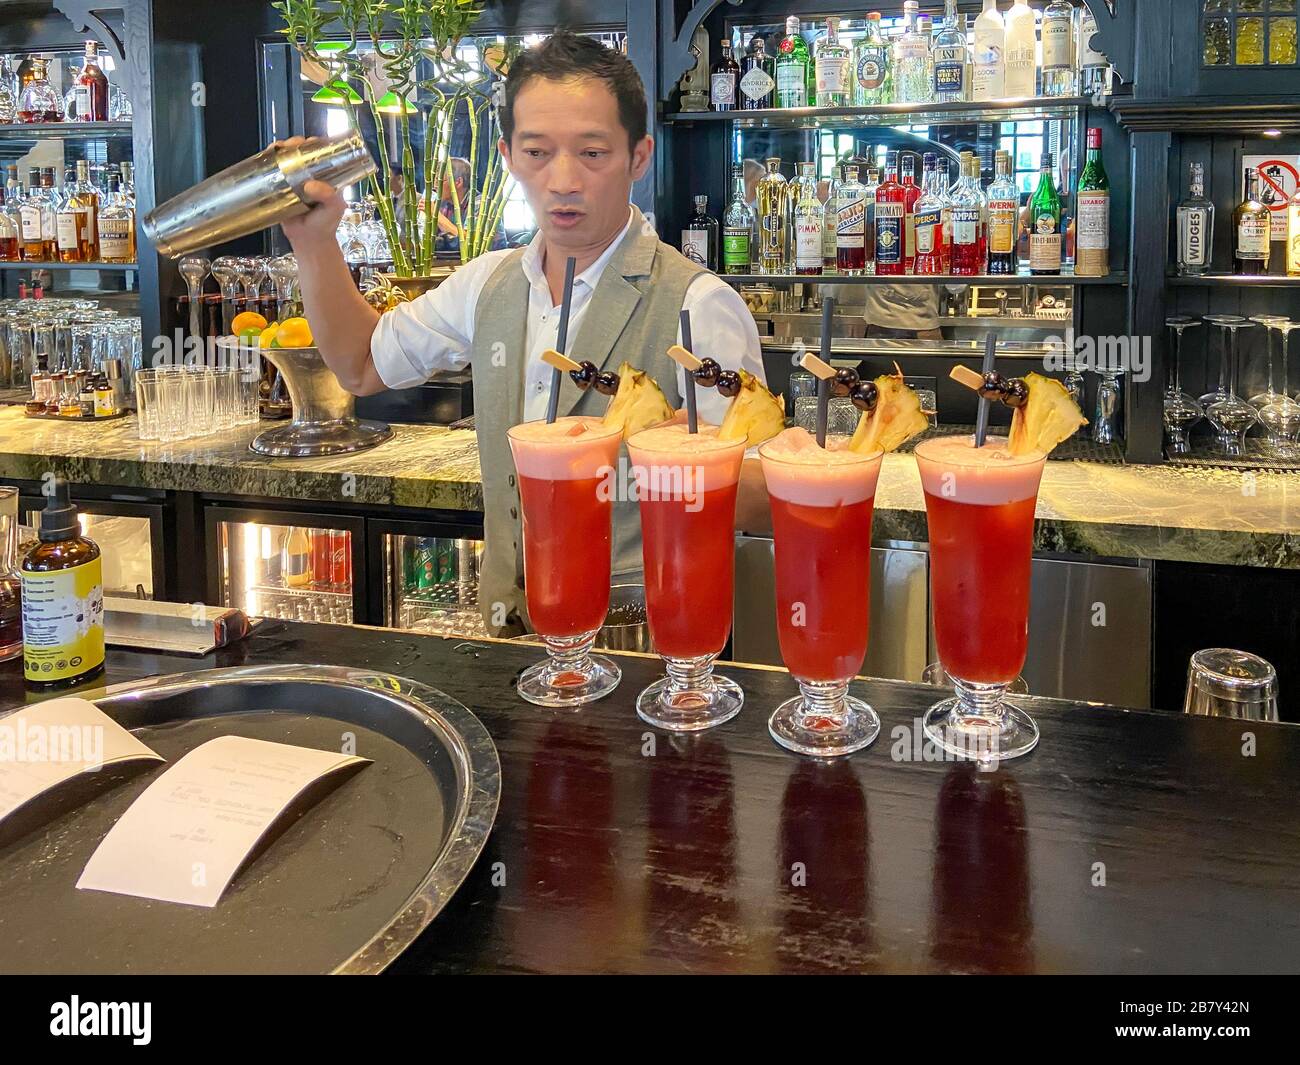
[1163, 315, 1202, 456]
[1259, 319, 1300, 460]
[268, 255, 299, 323]
[1202, 315, 1257, 456]
[179, 256, 210, 348]
[209, 256, 243, 337]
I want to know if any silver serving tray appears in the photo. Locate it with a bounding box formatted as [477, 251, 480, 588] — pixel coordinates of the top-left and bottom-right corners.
[0, 664, 500, 975]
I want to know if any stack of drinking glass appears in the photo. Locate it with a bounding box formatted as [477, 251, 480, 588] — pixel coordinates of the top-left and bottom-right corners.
[0, 297, 141, 395]
[134, 362, 260, 442]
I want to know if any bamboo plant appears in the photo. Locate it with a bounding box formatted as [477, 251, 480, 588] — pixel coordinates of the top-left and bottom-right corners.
[273, 0, 515, 276]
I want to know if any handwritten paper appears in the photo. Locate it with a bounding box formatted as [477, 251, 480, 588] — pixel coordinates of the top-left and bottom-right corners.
[77, 735, 369, 907]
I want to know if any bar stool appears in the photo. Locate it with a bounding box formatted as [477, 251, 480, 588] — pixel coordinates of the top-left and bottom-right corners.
[1183, 648, 1279, 722]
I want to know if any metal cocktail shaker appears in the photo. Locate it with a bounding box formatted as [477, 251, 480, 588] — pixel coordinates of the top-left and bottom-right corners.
[141, 130, 377, 258]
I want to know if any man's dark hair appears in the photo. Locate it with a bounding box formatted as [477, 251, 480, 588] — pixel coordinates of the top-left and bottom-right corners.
[500, 32, 648, 152]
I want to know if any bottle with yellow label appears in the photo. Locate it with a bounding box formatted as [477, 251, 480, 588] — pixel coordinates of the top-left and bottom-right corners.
[20, 478, 104, 690]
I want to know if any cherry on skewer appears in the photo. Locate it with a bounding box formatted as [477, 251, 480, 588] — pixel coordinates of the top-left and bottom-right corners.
[1003, 377, 1030, 408]
[593, 370, 621, 396]
[716, 370, 742, 398]
[832, 366, 860, 398]
[692, 357, 722, 387]
[850, 380, 879, 413]
[569, 360, 598, 390]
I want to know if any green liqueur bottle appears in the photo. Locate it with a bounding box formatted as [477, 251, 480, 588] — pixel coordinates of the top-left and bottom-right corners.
[775, 15, 813, 108]
[722, 163, 753, 274]
[1029, 152, 1062, 276]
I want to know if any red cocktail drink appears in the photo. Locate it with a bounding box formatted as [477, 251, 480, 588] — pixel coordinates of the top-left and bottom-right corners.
[627, 422, 746, 731]
[507, 417, 624, 707]
[760, 427, 884, 757]
[914, 435, 1047, 761]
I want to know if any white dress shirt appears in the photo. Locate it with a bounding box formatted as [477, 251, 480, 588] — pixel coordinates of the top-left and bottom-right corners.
[370, 207, 766, 423]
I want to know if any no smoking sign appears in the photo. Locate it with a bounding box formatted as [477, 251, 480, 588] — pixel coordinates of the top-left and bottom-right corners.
[1243, 155, 1299, 240]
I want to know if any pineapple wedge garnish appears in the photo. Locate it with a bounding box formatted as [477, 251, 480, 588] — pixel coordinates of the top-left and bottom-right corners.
[602, 361, 675, 440]
[849, 369, 930, 454]
[717, 370, 786, 447]
[1007, 372, 1088, 456]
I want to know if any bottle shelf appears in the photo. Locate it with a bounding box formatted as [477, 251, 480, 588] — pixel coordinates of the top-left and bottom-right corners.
[663, 95, 1096, 130]
[721, 269, 1126, 287]
[1167, 272, 1300, 288]
[0, 260, 137, 271]
[0, 121, 132, 138]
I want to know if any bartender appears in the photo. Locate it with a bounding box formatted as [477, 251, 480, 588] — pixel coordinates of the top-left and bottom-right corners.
[278, 31, 767, 636]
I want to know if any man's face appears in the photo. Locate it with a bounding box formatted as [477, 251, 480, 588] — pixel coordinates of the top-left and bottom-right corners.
[501, 75, 652, 249]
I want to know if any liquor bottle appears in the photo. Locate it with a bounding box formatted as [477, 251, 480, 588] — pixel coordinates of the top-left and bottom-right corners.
[1003, 0, 1037, 98]
[793, 163, 824, 276]
[16, 58, 62, 123]
[834, 165, 867, 275]
[97, 172, 135, 264]
[862, 165, 880, 273]
[681, 194, 719, 271]
[950, 155, 987, 276]
[39, 169, 59, 259]
[756, 158, 789, 274]
[1041, 0, 1077, 96]
[19, 170, 44, 261]
[918, 16, 936, 98]
[775, 16, 812, 108]
[0, 188, 17, 262]
[901, 153, 922, 273]
[986, 149, 1019, 275]
[933, 0, 969, 102]
[1075, 128, 1110, 276]
[894, 1, 932, 104]
[710, 39, 739, 111]
[119, 161, 135, 205]
[874, 153, 906, 276]
[1287, 180, 1300, 278]
[73, 159, 99, 261]
[853, 12, 890, 106]
[1029, 153, 1062, 275]
[821, 164, 841, 273]
[977, 0, 1003, 100]
[56, 168, 82, 263]
[814, 16, 851, 107]
[73, 40, 109, 121]
[913, 154, 947, 276]
[1177, 162, 1214, 277]
[739, 36, 776, 110]
[1233, 168, 1271, 275]
[1078, 10, 1108, 96]
[282, 527, 312, 589]
[0, 57, 16, 124]
[722, 164, 754, 275]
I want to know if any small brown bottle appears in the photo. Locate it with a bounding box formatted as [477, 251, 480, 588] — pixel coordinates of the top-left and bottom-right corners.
[20, 478, 105, 689]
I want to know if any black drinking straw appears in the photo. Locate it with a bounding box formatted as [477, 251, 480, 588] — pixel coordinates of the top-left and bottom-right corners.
[815, 296, 836, 448]
[679, 308, 699, 434]
[544, 256, 578, 424]
[974, 332, 997, 447]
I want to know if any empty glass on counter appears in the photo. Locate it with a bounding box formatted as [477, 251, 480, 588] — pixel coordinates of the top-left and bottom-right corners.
[1202, 314, 1258, 457]
[135, 363, 257, 443]
[1163, 315, 1202, 456]
[1183, 648, 1279, 722]
[1257, 319, 1300, 459]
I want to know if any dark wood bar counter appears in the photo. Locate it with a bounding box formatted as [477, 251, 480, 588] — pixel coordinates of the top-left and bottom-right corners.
[10, 621, 1298, 975]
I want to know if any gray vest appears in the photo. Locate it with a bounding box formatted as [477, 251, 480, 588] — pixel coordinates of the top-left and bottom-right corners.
[470, 207, 705, 636]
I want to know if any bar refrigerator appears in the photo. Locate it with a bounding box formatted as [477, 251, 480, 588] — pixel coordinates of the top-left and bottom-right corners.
[205, 505, 366, 625]
[368, 518, 485, 638]
[19, 492, 163, 599]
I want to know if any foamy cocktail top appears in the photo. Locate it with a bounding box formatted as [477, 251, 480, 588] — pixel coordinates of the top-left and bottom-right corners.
[626, 422, 746, 494]
[507, 416, 623, 481]
[759, 427, 883, 507]
[913, 435, 1047, 506]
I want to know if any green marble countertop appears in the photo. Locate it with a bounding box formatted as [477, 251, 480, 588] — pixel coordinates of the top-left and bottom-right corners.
[0, 407, 1296, 569]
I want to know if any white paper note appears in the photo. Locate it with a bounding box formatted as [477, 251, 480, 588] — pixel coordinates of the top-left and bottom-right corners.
[0, 697, 163, 826]
[77, 734, 370, 907]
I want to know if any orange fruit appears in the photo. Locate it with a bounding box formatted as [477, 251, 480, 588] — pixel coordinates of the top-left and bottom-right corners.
[230, 310, 268, 336]
[258, 323, 280, 349]
[274, 317, 313, 348]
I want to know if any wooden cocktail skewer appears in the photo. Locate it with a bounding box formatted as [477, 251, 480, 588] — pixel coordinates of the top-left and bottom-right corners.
[543, 256, 578, 424]
[541, 349, 581, 373]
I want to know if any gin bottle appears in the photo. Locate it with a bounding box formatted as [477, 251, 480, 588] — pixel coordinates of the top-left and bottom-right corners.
[814, 16, 851, 107]
[853, 12, 891, 106]
[894, 2, 933, 104]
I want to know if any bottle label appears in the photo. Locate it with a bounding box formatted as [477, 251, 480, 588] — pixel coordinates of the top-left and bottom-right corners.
[988, 199, 1018, 255]
[74, 84, 91, 119]
[933, 49, 966, 95]
[776, 63, 807, 105]
[795, 217, 823, 269]
[98, 217, 131, 258]
[1077, 190, 1110, 251]
[1180, 209, 1209, 267]
[723, 228, 750, 270]
[740, 67, 775, 101]
[875, 202, 904, 265]
[40, 209, 56, 242]
[1042, 19, 1074, 71]
[1080, 14, 1106, 66]
[1005, 44, 1036, 94]
[710, 72, 735, 107]
[1237, 215, 1270, 259]
[914, 206, 943, 254]
[20, 556, 105, 684]
[56, 211, 79, 251]
[816, 55, 849, 95]
[681, 227, 709, 266]
[1030, 215, 1062, 271]
[19, 206, 41, 242]
[856, 47, 886, 90]
[836, 194, 866, 246]
[952, 206, 981, 248]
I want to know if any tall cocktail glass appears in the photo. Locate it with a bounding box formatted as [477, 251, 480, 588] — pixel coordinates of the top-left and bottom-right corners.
[627, 422, 746, 731]
[507, 416, 624, 707]
[915, 435, 1047, 762]
[760, 428, 884, 757]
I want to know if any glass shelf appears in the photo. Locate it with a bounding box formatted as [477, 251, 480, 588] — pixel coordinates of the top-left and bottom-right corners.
[0, 260, 137, 271]
[1167, 272, 1300, 287]
[663, 96, 1095, 130]
[0, 121, 132, 138]
[720, 269, 1126, 286]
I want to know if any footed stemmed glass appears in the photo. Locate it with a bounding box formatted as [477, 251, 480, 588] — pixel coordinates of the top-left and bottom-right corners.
[1163, 315, 1202, 456]
[209, 257, 244, 337]
[1259, 319, 1300, 460]
[1202, 315, 1257, 457]
[179, 256, 210, 347]
[1248, 315, 1289, 412]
